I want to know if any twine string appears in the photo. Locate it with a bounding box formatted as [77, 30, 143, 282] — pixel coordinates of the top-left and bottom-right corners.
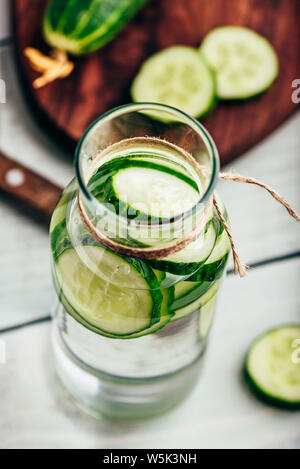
[215, 172, 300, 277]
[213, 194, 248, 277]
[220, 172, 300, 222]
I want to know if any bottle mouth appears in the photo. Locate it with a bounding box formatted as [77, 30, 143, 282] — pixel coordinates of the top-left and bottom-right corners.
[75, 103, 220, 228]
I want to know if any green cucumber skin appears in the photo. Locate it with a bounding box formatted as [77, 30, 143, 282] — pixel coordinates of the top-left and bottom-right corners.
[148, 259, 203, 277]
[171, 280, 220, 322]
[188, 252, 229, 282]
[244, 325, 300, 409]
[244, 366, 300, 410]
[147, 221, 217, 276]
[171, 281, 214, 311]
[44, 0, 148, 55]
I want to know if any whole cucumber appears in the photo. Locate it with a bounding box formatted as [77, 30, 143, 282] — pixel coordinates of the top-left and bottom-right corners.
[43, 0, 148, 55]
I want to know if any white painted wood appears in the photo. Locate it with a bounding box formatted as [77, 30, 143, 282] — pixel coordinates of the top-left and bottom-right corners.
[220, 113, 300, 268]
[0, 259, 299, 449]
[0, 45, 72, 330]
[0, 47, 73, 185]
[0, 0, 11, 41]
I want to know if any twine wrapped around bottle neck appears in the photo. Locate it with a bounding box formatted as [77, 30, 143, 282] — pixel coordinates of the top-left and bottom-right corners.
[78, 194, 213, 260]
[78, 138, 300, 277]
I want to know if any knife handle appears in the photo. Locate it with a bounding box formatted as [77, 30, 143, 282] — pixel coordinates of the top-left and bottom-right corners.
[0, 151, 62, 222]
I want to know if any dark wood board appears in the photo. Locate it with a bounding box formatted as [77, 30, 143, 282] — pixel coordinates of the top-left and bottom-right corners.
[13, 0, 300, 165]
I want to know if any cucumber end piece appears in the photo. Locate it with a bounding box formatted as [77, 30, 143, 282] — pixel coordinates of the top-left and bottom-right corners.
[43, 21, 85, 55]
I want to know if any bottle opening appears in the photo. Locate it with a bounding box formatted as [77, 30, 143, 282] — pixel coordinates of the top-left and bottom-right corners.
[74, 103, 219, 253]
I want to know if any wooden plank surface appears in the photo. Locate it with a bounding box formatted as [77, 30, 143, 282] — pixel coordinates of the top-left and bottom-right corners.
[13, 0, 300, 164]
[0, 259, 299, 449]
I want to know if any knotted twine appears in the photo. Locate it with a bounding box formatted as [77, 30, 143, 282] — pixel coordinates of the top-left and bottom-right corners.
[78, 138, 300, 278]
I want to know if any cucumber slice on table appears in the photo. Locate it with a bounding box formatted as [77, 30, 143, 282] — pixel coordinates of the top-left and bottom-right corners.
[131, 46, 216, 118]
[200, 26, 279, 99]
[55, 246, 163, 337]
[171, 280, 220, 322]
[245, 325, 300, 407]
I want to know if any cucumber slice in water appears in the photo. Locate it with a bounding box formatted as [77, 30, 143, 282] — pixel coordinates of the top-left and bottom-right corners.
[125, 269, 175, 339]
[199, 294, 217, 339]
[171, 280, 220, 322]
[172, 280, 214, 310]
[131, 46, 216, 118]
[200, 26, 279, 99]
[245, 325, 300, 407]
[111, 163, 200, 220]
[149, 221, 217, 275]
[55, 246, 162, 336]
[188, 228, 230, 282]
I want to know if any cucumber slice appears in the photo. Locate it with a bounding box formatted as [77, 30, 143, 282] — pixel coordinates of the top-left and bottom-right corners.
[172, 280, 214, 310]
[171, 280, 220, 322]
[188, 229, 230, 282]
[131, 46, 216, 118]
[111, 164, 200, 221]
[55, 246, 162, 336]
[200, 26, 279, 99]
[199, 294, 217, 339]
[245, 325, 300, 407]
[114, 280, 174, 339]
[50, 180, 75, 231]
[148, 221, 217, 275]
[53, 260, 173, 339]
[126, 268, 175, 338]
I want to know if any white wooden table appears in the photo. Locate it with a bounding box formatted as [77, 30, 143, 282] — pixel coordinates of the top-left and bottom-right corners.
[0, 0, 299, 449]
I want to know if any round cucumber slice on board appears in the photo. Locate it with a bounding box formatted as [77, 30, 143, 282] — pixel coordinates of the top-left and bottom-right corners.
[200, 26, 279, 99]
[245, 325, 300, 408]
[55, 246, 162, 337]
[131, 46, 216, 118]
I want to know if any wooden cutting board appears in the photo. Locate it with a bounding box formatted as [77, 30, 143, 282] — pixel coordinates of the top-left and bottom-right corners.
[13, 0, 300, 165]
